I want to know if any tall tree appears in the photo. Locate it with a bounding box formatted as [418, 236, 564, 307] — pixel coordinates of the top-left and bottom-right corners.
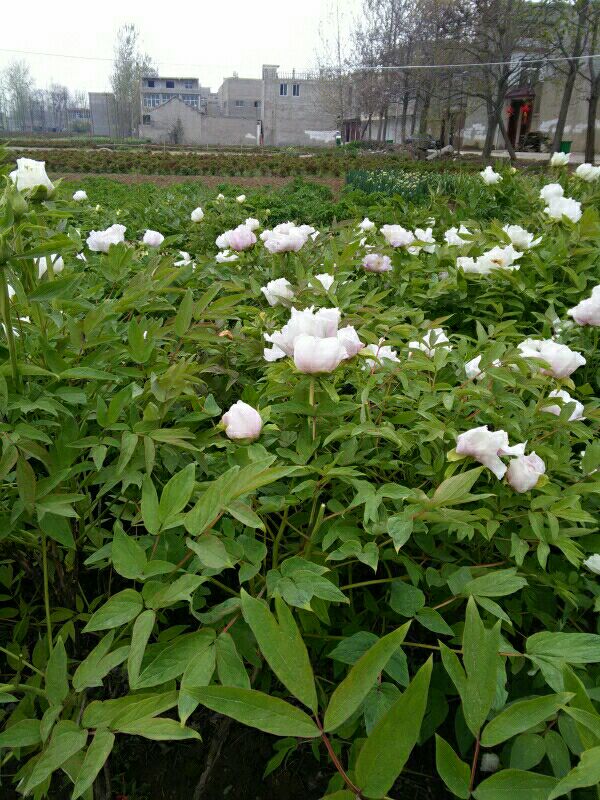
[581, 2, 600, 161]
[1, 60, 34, 132]
[110, 24, 155, 138]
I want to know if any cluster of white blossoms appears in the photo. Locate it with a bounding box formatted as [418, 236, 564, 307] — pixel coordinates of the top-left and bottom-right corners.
[216, 224, 257, 252]
[263, 306, 363, 373]
[86, 224, 127, 253]
[456, 426, 545, 492]
[517, 338, 586, 378]
[480, 166, 502, 185]
[260, 222, 318, 254]
[575, 163, 600, 182]
[539, 183, 582, 223]
[458, 244, 522, 275]
[567, 285, 600, 326]
[380, 224, 436, 254]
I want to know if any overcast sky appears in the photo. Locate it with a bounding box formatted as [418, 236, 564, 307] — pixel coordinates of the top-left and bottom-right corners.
[0, 0, 359, 95]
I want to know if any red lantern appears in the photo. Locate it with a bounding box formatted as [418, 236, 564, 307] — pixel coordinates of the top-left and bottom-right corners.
[507, 105, 514, 117]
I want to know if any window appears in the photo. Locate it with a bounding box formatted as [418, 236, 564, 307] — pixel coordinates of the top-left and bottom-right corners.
[142, 114, 151, 125]
[143, 93, 162, 108]
[161, 94, 171, 103]
[254, 100, 261, 108]
[182, 94, 199, 108]
[166, 80, 175, 89]
[235, 99, 244, 107]
[279, 83, 288, 96]
[292, 83, 300, 97]
[147, 79, 155, 88]
[183, 80, 194, 89]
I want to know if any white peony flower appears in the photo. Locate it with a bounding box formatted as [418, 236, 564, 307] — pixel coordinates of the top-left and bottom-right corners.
[539, 183, 564, 203]
[264, 306, 341, 361]
[459, 245, 522, 275]
[293, 334, 348, 373]
[409, 327, 451, 357]
[215, 249, 239, 263]
[465, 355, 502, 380]
[456, 426, 525, 479]
[544, 196, 582, 223]
[567, 285, 600, 326]
[36, 254, 64, 279]
[480, 165, 502, 185]
[190, 207, 204, 223]
[506, 452, 546, 493]
[408, 228, 436, 255]
[73, 190, 88, 202]
[222, 400, 262, 441]
[10, 158, 54, 194]
[87, 223, 126, 253]
[362, 342, 399, 370]
[502, 224, 541, 250]
[236, 194, 246, 203]
[444, 225, 471, 246]
[518, 338, 586, 378]
[336, 325, 364, 358]
[261, 222, 316, 254]
[245, 217, 260, 231]
[216, 224, 256, 251]
[216, 193, 225, 201]
[261, 278, 294, 306]
[175, 251, 193, 267]
[311, 273, 335, 291]
[363, 254, 392, 273]
[550, 151, 570, 167]
[358, 217, 376, 231]
[583, 554, 600, 575]
[381, 224, 415, 248]
[575, 163, 600, 182]
[143, 230, 164, 248]
[541, 389, 585, 421]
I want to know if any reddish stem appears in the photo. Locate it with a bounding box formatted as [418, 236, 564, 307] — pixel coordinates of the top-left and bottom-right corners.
[316, 718, 363, 797]
[469, 736, 481, 792]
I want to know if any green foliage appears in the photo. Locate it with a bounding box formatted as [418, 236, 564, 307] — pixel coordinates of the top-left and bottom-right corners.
[1, 154, 600, 797]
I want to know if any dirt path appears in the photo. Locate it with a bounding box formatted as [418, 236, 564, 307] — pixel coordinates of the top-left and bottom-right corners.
[54, 172, 345, 192]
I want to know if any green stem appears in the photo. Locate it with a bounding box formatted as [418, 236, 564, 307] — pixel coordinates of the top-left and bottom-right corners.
[272, 509, 288, 569]
[0, 266, 20, 389]
[1, 683, 47, 698]
[41, 532, 53, 653]
[0, 645, 45, 677]
[309, 377, 316, 440]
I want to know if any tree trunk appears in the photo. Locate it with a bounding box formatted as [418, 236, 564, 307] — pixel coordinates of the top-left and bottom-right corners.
[400, 91, 410, 143]
[551, 66, 578, 153]
[498, 110, 517, 160]
[419, 91, 431, 135]
[585, 81, 599, 163]
[482, 107, 498, 161]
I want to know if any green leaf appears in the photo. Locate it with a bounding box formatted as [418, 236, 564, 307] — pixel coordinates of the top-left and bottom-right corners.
[216, 631, 250, 689]
[114, 717, 201, 741]
[179, 640, 216, 724]
[146, 575, 205, 610]
[324, 622, 410, 732]
[158, 463, 195, 526]
[29, 276, 77, 302]
[82, 691, 178, 729]
[187, 686, 321, 738]
[355, 656, 432, 798]
[0, 718, 41, 747]
[435, 734, 471, 799]
[241, 591, 317, 712]
[46, 637, 69, 706]
[481, 693, 574, 747]
[473, 770, 559, 800]
[545, 729, 571, 778]
[464, 569, 528, 598]
[17, 456, 36, 513]
[460, 597, 502, 737]
[39, 514, 75, 549]
[175, 288, 194, 336]
[83, 589, 143, 633]
[389, 583, 425, 616]
[128, 610, 155, 689]
[71, 730, 115, 800]
[527, 632, 600, 664]
[141, 475, 160, 535]
[509, 734, 546, 770]
[430, 468, 483, 506]
[22, 720, 88, 795]
[547, 745, 600, 798]
[116, 432, 138, 474]
[112, 523, 146, 579]
[136, 631, 212, 689]
[72, 631, 129, 692]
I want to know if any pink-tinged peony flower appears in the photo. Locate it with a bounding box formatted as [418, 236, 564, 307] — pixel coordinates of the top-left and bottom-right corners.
[222, 401, 263, 441]
[381, 224, 415, 248]
[86, 224, 127, 253]
[541, 389, 585, 421]
[261, 278, 294, 306]
[455, 425, 525, 479]
[480, 166, 502, 185]
[544, 196, 582, 223]
[506, 452, 545, 493]
[261, 222, 316, 254]
[363, 253, 392, 273]
[293, 334, 348, 373]
[337, 325, 364, 357]
[264, 306, 341, 360]
[518, 338, 585, 378]
[567, 285, 600, 326]
[143, 230, 164, 248]
[227, 225, 257, 252]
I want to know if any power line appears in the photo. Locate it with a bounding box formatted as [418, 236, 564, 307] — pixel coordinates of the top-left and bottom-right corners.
[0, 47, 238, 71]
[360, 53, 600, 70]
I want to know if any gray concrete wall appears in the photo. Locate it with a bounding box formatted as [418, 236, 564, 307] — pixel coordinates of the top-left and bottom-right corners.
[218, 78, 262, 119]
[138, 97, 258, 146]
[89, 92, 118, 137]
[262, 70, 338, 147]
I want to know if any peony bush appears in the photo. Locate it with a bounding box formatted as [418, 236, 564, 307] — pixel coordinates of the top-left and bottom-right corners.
[1, 150, 600, 799]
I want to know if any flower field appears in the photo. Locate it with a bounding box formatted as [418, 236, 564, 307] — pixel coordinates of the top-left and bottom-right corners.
[1, 151, 600, 800]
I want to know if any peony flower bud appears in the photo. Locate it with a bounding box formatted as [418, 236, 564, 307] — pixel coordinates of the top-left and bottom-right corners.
[550, 151, 569, 167]
[236, 194, 246, 203]
[222, 400, 263, 441]
[143, 230, 164, 248]
[191, 207, 204, 223]
[36, 254, 64, 279]
[73, 190, 88, 202]
[506, 452, 545, 493]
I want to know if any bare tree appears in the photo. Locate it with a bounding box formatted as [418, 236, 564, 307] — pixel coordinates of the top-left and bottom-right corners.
[110, 24, 155, 139]
[1, 60, 34, 132]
